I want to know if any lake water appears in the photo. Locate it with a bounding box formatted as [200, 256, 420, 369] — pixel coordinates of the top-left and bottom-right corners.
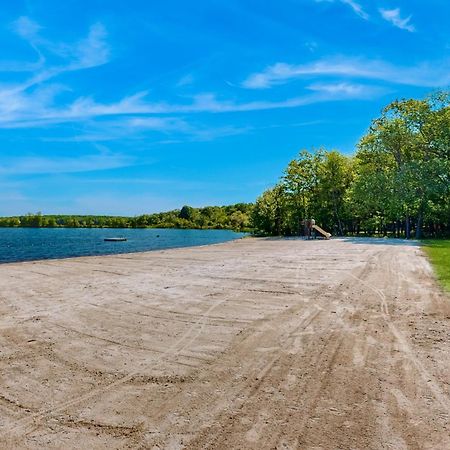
[0, 228, 245, 263]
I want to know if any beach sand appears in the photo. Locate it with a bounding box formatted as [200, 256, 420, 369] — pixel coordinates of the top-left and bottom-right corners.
[0, 237, 449, 448]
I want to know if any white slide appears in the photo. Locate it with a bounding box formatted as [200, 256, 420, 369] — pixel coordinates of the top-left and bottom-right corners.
[312, 224, 332, 239]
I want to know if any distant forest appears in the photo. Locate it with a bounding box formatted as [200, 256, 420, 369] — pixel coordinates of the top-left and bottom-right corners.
[0, 203, 253, 232]
[1, 92, 448, 238]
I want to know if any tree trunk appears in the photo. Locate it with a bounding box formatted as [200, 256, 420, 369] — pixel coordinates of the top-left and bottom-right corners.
[405, 214, 411, 239]
[415, 212, 423, 239]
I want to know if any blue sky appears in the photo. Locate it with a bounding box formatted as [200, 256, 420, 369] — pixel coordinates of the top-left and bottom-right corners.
[0, 0, 449, 215]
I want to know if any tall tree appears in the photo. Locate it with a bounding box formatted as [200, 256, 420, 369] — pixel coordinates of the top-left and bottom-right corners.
[252, 185, 287, 235]
[282, 149, 323, 234]
[356, 91, 449, 238]
[315, 151, 354, 235]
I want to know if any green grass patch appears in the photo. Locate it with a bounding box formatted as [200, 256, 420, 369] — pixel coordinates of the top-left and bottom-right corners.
[422, 240, 450, 292]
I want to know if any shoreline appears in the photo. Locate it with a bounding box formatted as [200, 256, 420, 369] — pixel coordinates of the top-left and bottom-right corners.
[0, 232, 431, 266]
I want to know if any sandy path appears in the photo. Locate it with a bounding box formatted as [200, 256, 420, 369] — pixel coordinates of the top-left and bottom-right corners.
[0, 237, 449, 449]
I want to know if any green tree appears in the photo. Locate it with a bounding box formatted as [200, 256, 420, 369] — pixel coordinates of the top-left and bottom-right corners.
[356, 91, 449, 238]
[282, 149, 323, 234]
[252, 184, 287, 235]
[315, 151, 354, 235]
[179, 205, 194, 221]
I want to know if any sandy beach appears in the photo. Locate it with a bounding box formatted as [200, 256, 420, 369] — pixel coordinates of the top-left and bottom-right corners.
[0, 237, 449, 449]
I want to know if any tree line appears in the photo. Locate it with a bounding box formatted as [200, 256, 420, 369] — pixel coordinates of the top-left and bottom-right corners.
[252, 91, 449, 238]
[0, 203, 252, 232]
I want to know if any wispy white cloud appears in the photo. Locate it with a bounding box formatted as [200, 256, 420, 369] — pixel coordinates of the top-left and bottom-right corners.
[306, 81, 384, 96]
[57, 92, 158, 119]
[0, 151, 132, 175]
[176, 73, 195, 87]
[314, 0, 369, 20]
[19, 24, 109, 90]
[43, 116, 249, 143]
[99, 88, 371, 113]
[73, 23, 110, 68]
[9, 16, 109, 79]
[340, 0, 369, 19]
[379, 8, 415, 32]
[0, 57, 45, 73]
[125, 116, 190, 132]
[177, 86, 382, 112]
[0, 88, 143, 128]
[0, 78, 385, 129]
[0, 16, 111, 127]
[0, 16, 424, 134]
[40, 116, 192, 142]
[242, 57, 450, 89]
[12, 16, 42, 40]
[16, 17, 109, 66]
[0, 17, 45, 72]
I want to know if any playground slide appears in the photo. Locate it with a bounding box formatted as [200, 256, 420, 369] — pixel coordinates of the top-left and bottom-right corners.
[312, 224, 332, 239]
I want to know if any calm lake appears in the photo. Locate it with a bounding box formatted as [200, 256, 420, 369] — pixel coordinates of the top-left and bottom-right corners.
[0, 228, 245, 263]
